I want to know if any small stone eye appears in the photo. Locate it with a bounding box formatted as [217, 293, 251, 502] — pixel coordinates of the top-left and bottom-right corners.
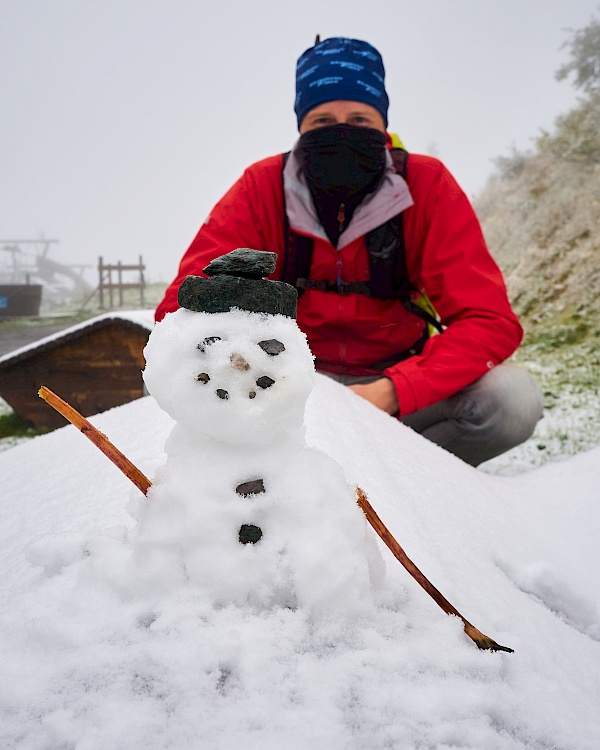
[196, 373, 210, 384]
[216, 389, 229, 400]
[258, 339, 285, 356]
[198, 336, 221, 352]
[256, 376, 275, 389]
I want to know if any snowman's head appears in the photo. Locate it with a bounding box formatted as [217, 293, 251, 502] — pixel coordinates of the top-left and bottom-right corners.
[143, 308, 315, 445]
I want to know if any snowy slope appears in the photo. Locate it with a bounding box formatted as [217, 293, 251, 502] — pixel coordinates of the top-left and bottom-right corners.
[1, 374, 599, 749]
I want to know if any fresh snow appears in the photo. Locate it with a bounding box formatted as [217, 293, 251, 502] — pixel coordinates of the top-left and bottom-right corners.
[481, 385, 600, 476]
[1, 371, 599, 748]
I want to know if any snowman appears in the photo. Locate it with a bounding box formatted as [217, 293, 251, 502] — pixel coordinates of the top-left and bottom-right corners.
[137, 248, 384, 613]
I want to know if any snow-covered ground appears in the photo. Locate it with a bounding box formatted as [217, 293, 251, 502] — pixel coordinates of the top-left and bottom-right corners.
[1, 374, 599, 749]
[481, 385, 600, 475]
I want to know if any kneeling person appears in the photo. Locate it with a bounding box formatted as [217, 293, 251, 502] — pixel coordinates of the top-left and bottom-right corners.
[156, 36, 543, 466]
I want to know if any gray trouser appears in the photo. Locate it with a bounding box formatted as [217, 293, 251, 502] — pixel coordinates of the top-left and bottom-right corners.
[321, 364, 544, 467]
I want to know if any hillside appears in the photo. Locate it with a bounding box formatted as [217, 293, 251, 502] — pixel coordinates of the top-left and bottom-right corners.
[473, 91, 600, 472]
[477, 96, 600, 349]
[479, 14, 600, 357]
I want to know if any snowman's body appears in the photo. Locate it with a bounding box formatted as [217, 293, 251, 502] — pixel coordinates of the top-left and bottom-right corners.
[140, 306, 384, 612]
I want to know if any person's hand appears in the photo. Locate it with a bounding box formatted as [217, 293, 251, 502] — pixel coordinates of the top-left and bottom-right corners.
[347, 377, 399, 415]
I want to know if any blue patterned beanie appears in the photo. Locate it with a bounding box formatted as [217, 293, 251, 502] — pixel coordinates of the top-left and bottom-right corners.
[294, 37, 389, 129]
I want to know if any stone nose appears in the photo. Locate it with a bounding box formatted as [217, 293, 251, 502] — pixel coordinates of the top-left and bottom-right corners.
[230, 353, 250, 372]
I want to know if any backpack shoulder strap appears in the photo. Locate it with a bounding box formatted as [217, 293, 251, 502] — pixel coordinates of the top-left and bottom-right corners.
[281, 152, 293, 283]
[391, 149, 443, 332]
[281, 151, 314, 294]
[389, 147, 409, 179]
[365, 147, 410, 300]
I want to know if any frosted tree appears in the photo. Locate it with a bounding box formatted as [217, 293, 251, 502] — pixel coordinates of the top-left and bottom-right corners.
[535, 13, 600, 162]
[556, 13, 600, 93]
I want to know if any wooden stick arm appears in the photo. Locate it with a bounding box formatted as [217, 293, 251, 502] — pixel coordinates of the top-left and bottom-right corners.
[356, 488, 513, 653]
[38, 386, 151, 496]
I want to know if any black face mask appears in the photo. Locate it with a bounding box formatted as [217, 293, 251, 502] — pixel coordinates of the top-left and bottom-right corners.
[297, 124, 387, 246]
[298, 123, 387, 198]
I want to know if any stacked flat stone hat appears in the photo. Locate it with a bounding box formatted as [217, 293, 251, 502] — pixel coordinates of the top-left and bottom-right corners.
[178, 248, 298, 319]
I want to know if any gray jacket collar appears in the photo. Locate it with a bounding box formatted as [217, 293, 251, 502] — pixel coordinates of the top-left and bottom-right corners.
[283, 139, 414, 250]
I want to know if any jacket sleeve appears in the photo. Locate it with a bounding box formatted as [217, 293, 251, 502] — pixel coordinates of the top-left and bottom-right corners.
[155, 155, 285, 322]
[383, 156, 523, 416]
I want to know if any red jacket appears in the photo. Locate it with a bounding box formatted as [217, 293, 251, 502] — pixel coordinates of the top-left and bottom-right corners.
[156, 147, 522, 417]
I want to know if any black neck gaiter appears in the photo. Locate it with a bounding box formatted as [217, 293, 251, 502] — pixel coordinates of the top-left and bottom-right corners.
[298, 124, 387, 246]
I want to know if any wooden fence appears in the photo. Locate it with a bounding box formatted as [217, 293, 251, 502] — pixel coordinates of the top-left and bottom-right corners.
[98, 256, 145, 308]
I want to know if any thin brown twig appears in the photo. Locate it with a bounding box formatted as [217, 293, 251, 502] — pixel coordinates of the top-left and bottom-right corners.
[38, 386, 151, 496]
[356, 487, 513, 652]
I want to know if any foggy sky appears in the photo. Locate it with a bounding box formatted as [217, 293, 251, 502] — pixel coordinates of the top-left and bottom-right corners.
[1, 0, 598, 285]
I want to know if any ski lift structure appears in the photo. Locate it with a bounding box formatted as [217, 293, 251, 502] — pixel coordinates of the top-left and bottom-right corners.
[0, 239, 92, 316]
[1, 241, 148, 316]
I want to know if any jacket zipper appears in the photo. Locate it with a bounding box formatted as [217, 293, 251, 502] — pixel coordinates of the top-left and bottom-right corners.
[336, 202, 346, 290]
[337, 202, 346, 234]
